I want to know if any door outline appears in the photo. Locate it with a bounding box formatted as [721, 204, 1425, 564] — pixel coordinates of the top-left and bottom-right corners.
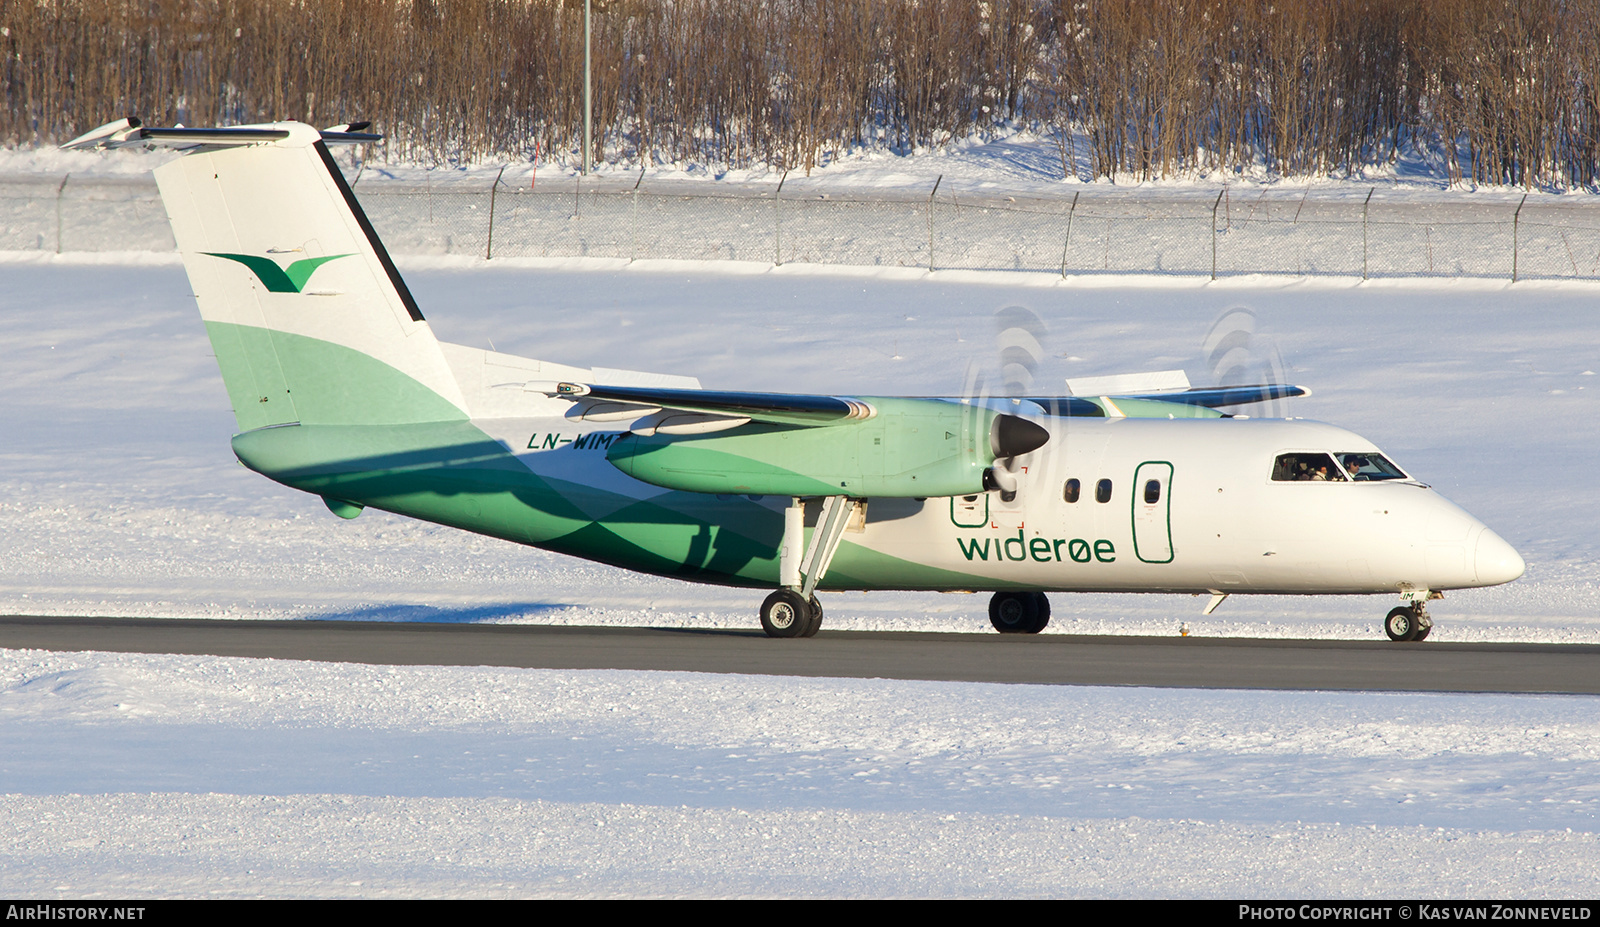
[1131, 460, 1174, 564]
[950, 493, 989, 528]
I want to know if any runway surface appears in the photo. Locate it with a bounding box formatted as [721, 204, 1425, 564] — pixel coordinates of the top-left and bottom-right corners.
[2, 615, 1597, 693]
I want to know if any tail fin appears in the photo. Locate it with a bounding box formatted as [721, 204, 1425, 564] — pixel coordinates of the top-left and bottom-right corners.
[144, 122, 467, 430]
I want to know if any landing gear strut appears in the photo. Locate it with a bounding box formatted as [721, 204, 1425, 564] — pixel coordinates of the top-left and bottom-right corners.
[760, 496, 856, 639]
[1384, 603, 1433, 642]
[989, 591, 1051, 634]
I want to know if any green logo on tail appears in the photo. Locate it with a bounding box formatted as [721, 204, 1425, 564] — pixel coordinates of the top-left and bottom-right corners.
[205, 252, 353, 293]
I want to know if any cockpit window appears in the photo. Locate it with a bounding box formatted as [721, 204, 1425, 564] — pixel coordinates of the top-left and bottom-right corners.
[1337, 452, 1408, 481]
[1272, 452, 1347, 482]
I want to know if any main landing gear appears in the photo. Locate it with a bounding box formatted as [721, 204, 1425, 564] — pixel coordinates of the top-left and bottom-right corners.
[759, 589, 823, 638]
[759, 496, 858, 638]
[1384, 603, 1433, 642]
[989, 591, 1051, 634]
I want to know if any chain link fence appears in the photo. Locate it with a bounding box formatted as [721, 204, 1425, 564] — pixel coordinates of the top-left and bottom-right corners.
[0, 174, 177, 254]
[5, 171, 1599, 281]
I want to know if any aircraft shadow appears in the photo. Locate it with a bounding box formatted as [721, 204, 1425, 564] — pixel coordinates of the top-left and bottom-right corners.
[302, 602, 579, 624]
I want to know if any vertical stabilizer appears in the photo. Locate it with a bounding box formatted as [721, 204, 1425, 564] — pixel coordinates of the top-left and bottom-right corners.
[150, 122, 467, 431]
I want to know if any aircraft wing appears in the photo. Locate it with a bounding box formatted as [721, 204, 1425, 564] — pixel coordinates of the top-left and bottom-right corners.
[555, 381, 1309, 429]
[1029, 383, 1308, 409]
[552, 382, 875, 428]
[556, 382, 1051, 497]
[1110, 383, 1311, 407]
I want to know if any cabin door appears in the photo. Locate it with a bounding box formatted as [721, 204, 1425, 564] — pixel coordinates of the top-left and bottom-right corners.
[1132, 461, 1174, 563]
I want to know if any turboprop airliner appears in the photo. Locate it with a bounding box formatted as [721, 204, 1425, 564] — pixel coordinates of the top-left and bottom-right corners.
[64, 118, 1525, 642]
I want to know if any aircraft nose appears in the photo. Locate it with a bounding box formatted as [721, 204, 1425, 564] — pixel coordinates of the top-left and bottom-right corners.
[1475, 528, 1526, 585]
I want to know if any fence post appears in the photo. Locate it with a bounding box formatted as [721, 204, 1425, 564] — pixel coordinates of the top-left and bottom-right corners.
[774, 170, 788, 266]
[928, 174, 942, 272]
[1513, 193, 1528, 282]
[485, 165, 506, 261]
[1210, 188, 1225, 280]
[1060, 191, 1080, 278]
[55, 174, 69, 254]
[630, 163, 645, 262]
[1361, 187, 1374, 280]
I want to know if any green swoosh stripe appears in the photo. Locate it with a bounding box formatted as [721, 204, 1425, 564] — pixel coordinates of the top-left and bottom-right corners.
[205, 252, 353, 292]
[285, 255, 353, 290]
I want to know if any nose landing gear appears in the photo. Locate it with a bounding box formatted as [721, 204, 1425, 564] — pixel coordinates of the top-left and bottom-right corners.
[1384, 603, 1433, 642]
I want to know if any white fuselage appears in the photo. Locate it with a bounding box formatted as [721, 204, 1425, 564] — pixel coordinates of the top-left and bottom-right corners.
[854, 416, 1522, 594]
[482, 409, 1524, 596]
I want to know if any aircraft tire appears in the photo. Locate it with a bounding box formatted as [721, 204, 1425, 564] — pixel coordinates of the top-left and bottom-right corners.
[1384, 606, 1422, 642]
[1031, 592, 1051, 633]
[989, 591, 1046, 634]
[761, 589, 813, 639]
[800, 596, 824, 638]
[1413, 610, 1433, 641]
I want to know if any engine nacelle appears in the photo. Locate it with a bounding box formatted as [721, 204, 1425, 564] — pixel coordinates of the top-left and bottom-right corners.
[604, 398, 1046, 497]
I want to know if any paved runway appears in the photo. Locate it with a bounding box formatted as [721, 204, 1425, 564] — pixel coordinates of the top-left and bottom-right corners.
[2, 614, 1596, 694]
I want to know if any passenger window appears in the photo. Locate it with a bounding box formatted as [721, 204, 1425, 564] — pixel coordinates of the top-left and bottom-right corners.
[1271, 452, 1346, 482]
[1063, 479, 1080, 503]
[1144, 479, 1161, 504]
[1096, 479, 1113, 503]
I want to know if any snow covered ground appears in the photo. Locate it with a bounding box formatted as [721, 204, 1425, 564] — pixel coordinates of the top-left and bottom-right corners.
[3, 650, 1598, 898]
[2, 213, 1599, 895]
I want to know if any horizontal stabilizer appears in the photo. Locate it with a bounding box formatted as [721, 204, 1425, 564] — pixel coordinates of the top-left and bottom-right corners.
[62, 118, 380, 152]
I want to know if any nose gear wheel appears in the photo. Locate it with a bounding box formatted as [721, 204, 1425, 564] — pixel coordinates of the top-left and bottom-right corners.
[1384, 604, 1432, 642]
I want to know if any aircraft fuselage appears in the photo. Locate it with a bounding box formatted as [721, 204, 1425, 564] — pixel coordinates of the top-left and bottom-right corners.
[243, 410, 1522, 600]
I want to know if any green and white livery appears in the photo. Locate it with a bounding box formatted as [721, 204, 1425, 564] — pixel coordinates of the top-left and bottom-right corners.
[65, 119, 1525, 642]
